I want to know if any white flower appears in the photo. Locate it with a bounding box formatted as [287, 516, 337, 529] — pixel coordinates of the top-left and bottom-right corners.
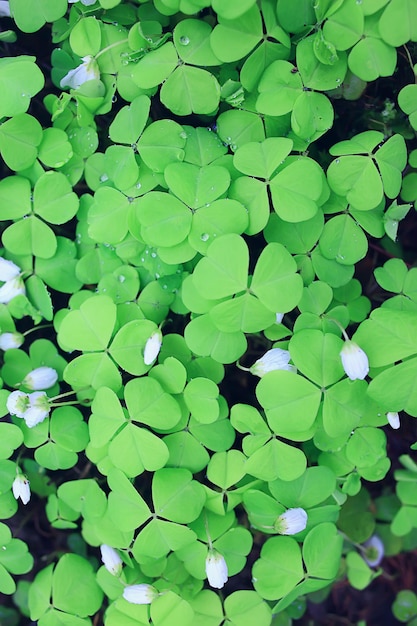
[143, 330, 162, 365]
[68, 0, 97, 5]
[60, 55, 100, 90]
[387, 411, 400, 429]
[340, 340, 369, 381]
[0, 258, 20, 281]
[362, 535, 384, 567]
[12, 474, 30, 505]
[274, 508, 308, 535]
[100, 544, 123, 576]
[23, 392, 51, 428]
[205, 550, 228, 589]
[7, 390, 30, 418]
[22, 366, 58, 390]
[0, 276, 25, 304]
[249, 348, 295, 378]
[0, 1, 11, 17]
[123, 584, 158, 604]
[0, 332, 24, 350]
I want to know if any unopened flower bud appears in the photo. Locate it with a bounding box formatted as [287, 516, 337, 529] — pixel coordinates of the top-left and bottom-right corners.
[386, 411, 400, 429]
[205, 549, 228, 589]
[22, 366, 58, 390]
[12, 473, 31, 505]
[123, 583, 158, 604]
[274, 508, 308, 535]
[100, 544, 123, 576]
[340, 340, 369, 381]
[143, 330, 162, 365]
[362, 535, 384, 567]
[0, 332, 24, 350]
[250, 348, 295, 378]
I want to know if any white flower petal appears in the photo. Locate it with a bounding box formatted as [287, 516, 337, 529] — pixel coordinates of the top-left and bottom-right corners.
[143, 330, 162, 365]
[23, 392, 50, 428]
[205, 550, 228, 589]
[387, 411, 400, 429]
[0, 277, 25, 304]
[7, 390, 30, 418]
[60, 55, 100, 89]
[0, 258, 21, 281]
[22, 366, 58, 390]
[123, 584, 158, 604]
[275, 508, 308, 535]
[363, 535, 384, 567]
[100, 544, 123, 576]
[12, 474, 31, 505]
[249, 348, 292, 377]
[340, 340, 369, 381]
[0, 332, 24, 350]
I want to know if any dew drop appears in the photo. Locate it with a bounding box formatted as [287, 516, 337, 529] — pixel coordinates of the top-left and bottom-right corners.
[111, 95, 117, 103]
[151, 252, 157, 258]
[335, 78, 341, 84]
[179, 36, 190, 45]
[100, 174, 109, 182]
[200, 233, 209, 242]
[135, 182, 142, 189]
[179, 131, 187, 139]
[118, 275, 125, 283]
[335, 159, 340, 164]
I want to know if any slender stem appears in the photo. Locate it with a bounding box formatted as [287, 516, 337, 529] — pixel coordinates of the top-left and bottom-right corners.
[204, 512, 213, 550]
[95, 39, 129, 60]
[23, 324, 53, 337]
[50, 400, 82, 407]
[51, 387, 89, 401]
[326, 317, 349, 341]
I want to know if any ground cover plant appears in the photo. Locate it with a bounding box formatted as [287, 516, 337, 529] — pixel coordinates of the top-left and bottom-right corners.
[1, 0, 417, 624]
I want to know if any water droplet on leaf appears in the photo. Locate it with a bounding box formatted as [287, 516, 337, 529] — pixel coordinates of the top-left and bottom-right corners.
[179, 36, 190, 45]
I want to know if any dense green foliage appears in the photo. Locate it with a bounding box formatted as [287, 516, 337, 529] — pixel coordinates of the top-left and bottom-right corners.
[1, 0, 417, 624]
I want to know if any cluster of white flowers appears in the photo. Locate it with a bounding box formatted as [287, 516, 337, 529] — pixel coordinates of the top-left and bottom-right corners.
[7, 389, 51, 428]
[0, 258, 25, 304]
